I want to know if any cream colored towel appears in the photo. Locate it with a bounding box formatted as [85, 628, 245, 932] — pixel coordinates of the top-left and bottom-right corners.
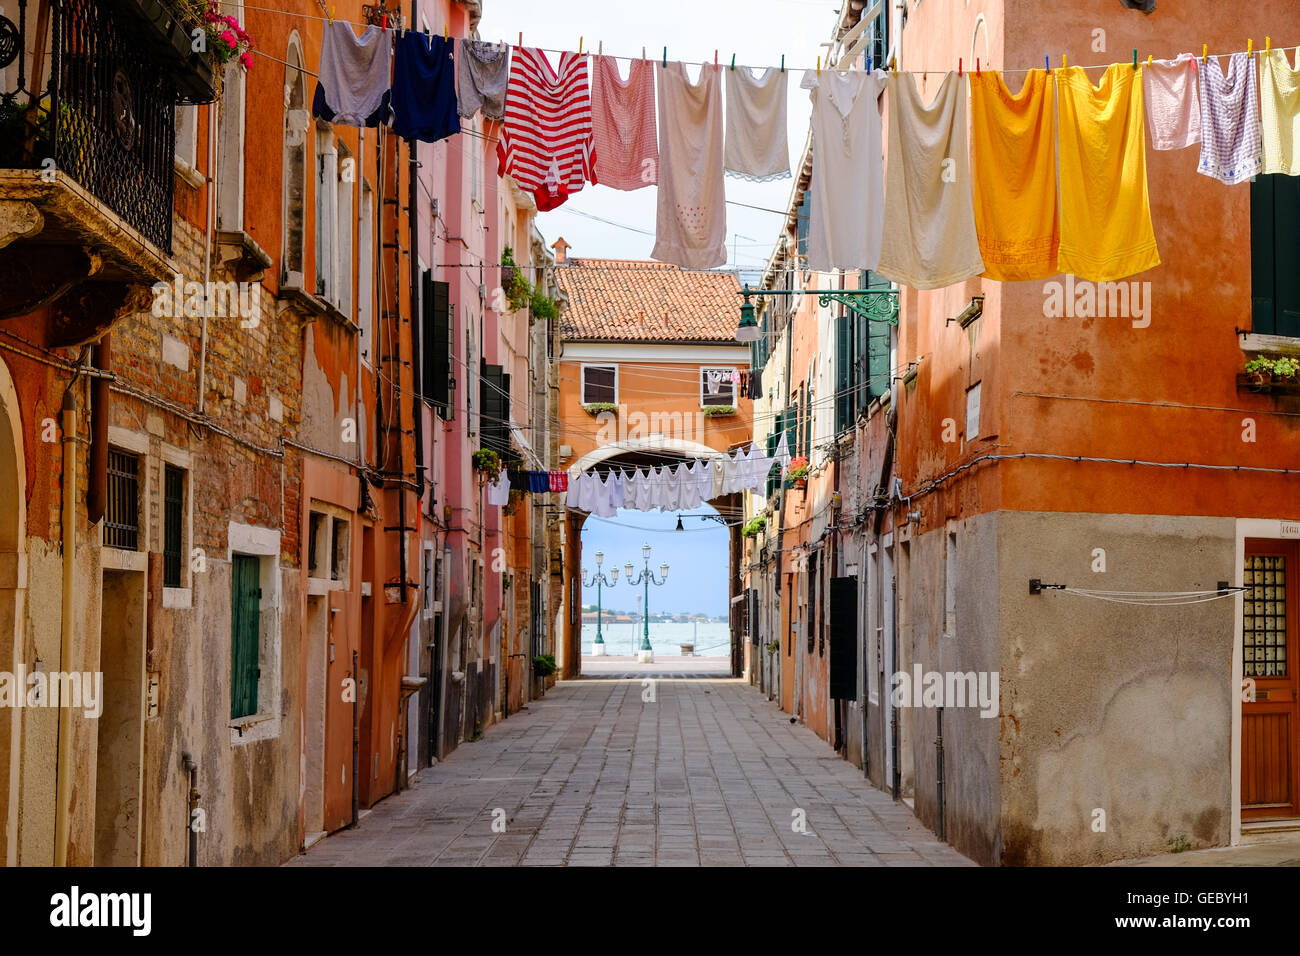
[724, 67, 791, 181]
[877, 71, 985, 290]
[1262, 48, 1300, 176]
[1143, 54, 1201, 150]
[653, 62, 727, 269]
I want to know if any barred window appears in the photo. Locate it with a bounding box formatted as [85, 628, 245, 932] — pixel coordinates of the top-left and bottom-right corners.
[105, 449, 140, 551]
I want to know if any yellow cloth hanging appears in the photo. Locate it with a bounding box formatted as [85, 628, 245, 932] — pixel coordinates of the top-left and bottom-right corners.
[1261, 48, 1300, 176]
[1056, 65, 1160, 281]
[969, 69, 1059, 282]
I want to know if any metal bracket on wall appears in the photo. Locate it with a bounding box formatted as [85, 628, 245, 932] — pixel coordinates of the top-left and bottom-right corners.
[1028, 579, 1066, 595]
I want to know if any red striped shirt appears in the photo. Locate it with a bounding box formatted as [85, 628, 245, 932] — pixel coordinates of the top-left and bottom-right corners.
[497, 48, 596, 211]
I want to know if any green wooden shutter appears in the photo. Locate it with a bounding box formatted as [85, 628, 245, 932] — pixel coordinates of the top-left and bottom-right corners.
[864, 270, 892, 399]
[230, 554, 261, 719]
[835, 311, 852, 434]
[425, 277, 452, 416]
[796, 182, 811, 261]
[1252, 176, 1278, 335]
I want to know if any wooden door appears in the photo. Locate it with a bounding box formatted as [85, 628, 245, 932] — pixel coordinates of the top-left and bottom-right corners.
[1242, 540, 1300, 819]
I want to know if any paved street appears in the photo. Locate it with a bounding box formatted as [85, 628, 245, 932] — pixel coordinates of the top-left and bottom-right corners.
[288, 674, 973, 867]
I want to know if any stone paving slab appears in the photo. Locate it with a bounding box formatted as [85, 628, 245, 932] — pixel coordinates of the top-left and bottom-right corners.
[287, 676, 975, 868]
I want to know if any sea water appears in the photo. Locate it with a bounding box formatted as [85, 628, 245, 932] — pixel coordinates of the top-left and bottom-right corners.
[581, 621, 731, 658]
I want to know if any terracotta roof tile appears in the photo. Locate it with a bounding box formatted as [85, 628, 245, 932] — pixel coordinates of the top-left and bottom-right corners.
[555, 258, 742, 343]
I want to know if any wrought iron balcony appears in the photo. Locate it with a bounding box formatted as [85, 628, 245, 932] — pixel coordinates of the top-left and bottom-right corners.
[0, 0, 216, 342]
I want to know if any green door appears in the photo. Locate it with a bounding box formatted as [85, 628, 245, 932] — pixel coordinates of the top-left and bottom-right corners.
[231, 555, 261, 719]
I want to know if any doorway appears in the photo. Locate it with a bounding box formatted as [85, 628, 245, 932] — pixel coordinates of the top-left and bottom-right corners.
[95, 568, 146, 865]
[1242, 538, 1300, 820]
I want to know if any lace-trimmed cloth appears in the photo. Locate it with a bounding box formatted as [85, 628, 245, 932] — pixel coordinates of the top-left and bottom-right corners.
[724, 67, 791, 182]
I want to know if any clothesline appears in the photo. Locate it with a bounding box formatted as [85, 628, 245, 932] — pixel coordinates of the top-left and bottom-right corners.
[237, 4, 1293, 77]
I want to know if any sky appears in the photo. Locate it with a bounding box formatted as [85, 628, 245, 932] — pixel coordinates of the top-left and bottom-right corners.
[478, 0, 842, 268]
[478, 1, 842, 616]
[579, 504, 730, 617]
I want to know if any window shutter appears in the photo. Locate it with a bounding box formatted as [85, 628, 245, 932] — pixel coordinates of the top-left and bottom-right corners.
[230, 555, 261, 719]
[796, 182, 811, 261]
[1252, 176, 1278, 335]
[829, 576, 858, 700]
[1273, 176, 1300, 337]
[836, 311, 852, 433]
[425, 277, 452, 415]
[479, 364, 510, 454]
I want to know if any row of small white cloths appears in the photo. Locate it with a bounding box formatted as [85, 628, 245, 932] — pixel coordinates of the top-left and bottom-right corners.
[568, 436, 790, 518]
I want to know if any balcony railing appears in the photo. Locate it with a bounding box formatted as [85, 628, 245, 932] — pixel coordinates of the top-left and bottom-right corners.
[0, 0, 219, 254]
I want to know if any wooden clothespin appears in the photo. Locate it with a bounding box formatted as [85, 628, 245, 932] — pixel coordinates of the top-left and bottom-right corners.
[976, 58, 980, 76]
[578, 36, 583, 55]
[780, 54, 784, 73]
[889, 55, 896, 72]
[1203, 43, 1209, 64]
[663, 46, 667, 68]
[1266, 36, 1271, 54]
[816, 55, 820, 75]
[714, 50, 718, 70]
[958, 58, 962, 78]
[1062, 53, 1068, 68]
[730, 53, 735, 71]
[1133, 48, 1138, 69]
[1147, 54, 1153, 67]
[1045, 55, 1049, 73]
[518, 32, 523, 49]
[1248, 38, 1254, 57]
[444, 24, 449, 41]
[328, 6, 335, 24]
[598, 40, 602, 56]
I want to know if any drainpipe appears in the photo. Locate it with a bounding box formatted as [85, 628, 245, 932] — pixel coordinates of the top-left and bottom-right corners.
[890, 570, 900, 800]
[54, 385, 77, 866]
[86, 338, 109, 524]
[198, 96, 216, 414]
[350, 648, 359, 827]
[181, 751, 199, 866]
[935, 705, 945, 841]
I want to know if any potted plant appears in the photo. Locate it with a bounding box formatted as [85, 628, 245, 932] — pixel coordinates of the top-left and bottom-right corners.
[785, 455, 810, 489]
[472, 448, 500, 476]
[583, 402, 618, 416]
[533, 653, 557, 677]
[703, 405, 736, 418]
[764, 639, 781, 656]
[529, 287, 558, 321]
[500, 246, 532, 312]
[1244, 355, 1300, 389]
[742, 514, 768, 538]
[189, 1, 255, 72]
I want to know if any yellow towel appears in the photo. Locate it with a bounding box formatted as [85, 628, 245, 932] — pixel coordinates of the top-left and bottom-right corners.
[1056, 65, 1160, 282]
[1261, 49, 1300, 176]
[969, 69, 1059, 282]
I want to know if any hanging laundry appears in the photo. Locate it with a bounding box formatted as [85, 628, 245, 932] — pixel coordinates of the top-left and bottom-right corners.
[689, 460, 713, 505]
[566, 470, 587, 510]
[747, 368, 763, 399]
[1143, 54, 1201, 150]
[1197, 53, 1262, 185]
[730, 369, 740, 385]
[877, 71, 985, 290]
[499, 48, 596, 211]
[590, 55, 658, 190]
[969, 69, 1059, 282]
[711, 457, 726, 498]
[1261, 48, 1300, 177]
[652, 62, 727, 269]
[1056, 64, 1161, 282]
[391, 31, 460, 143]
[549, 471, 568, 492]
[457, 39, 510, 121]
[706, 369, 721, 394]
[725, 67, 791, 182]
[486, 468, 510, 506]
[800, 68, 888, 272]
[313, 21, 393, 127]
[624, 468, 647, 511]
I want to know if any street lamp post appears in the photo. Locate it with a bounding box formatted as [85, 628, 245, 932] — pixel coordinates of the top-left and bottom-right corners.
[624, 543, 669, 664]
[581, 551, 619, 657]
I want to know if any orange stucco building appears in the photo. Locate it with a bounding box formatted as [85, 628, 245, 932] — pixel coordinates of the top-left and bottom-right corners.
[554, 250, 752, 677]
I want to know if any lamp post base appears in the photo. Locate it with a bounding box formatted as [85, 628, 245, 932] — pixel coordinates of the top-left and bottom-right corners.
[591, 643, 607, 656]
[637, 649, 654, 664]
